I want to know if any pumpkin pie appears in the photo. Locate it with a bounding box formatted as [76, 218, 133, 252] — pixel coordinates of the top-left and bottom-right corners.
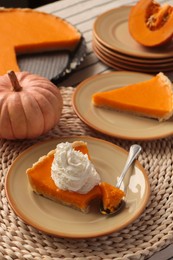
[0, 8, 81, 75]
[99, 182, 125, 214]
[92, 72, 173, 121]
[27, 141, 125, 213]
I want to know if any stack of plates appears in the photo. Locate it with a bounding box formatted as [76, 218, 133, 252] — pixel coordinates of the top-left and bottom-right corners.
[92, 6, 173, 74]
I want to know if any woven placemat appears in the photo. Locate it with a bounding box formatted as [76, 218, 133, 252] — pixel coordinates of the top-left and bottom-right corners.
[1, 86, 173, 260]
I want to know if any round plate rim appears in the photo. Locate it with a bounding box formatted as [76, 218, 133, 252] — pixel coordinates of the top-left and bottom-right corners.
[93, 6, 173, 59]
[5, 135, 150, 238]
[72, 71, 173, 141]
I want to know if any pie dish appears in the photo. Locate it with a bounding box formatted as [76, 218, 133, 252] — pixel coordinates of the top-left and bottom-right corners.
[18, 36, 86, 84]
[0, 8, 86, 83]
[73, 71, 173, 140]
[0, 8, 81, 75]
[5, 136, 150, 238]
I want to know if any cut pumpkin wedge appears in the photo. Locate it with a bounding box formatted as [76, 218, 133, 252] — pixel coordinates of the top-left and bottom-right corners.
[129, 0, 173, 47]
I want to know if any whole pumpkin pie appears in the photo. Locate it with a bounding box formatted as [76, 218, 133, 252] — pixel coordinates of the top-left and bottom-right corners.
[26, 141, 125, 213]
[92, 72, 173, 121]
[0, 8, 81, 75]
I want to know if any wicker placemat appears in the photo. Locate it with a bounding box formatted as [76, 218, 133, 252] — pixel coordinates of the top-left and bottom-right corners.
[1, 86, 173, 260]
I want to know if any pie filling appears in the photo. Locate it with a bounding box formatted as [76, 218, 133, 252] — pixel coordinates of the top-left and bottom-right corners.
[92, 72, 173, 121]
[0, 8, 81, 75]
[26, 141, 125, 213]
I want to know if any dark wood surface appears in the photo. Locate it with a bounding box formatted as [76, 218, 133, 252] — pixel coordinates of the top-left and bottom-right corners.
[0, 0, 57, 8]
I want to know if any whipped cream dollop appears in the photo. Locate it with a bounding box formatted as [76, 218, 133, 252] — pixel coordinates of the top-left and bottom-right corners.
[51, 142, 100, 194]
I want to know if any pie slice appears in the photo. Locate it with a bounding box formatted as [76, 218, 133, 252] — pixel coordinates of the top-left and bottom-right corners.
[26, 141, 125, 214]
[92, 72, 173, 121]
[100, 182, 125, 214]
[27, 141, 102, 213]
[0, 8, 81, 75]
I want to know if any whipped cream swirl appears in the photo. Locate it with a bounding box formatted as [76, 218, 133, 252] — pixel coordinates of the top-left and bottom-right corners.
[51, 142, 100, 194]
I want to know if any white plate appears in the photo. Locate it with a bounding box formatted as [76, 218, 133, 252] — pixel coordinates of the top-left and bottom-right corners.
[5, 136, 150, 238]
[73, 71, 173, 140]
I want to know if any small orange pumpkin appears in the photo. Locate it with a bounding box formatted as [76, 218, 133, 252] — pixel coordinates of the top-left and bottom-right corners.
[0, 71, 63, 139]
[129, 0, 173, 47]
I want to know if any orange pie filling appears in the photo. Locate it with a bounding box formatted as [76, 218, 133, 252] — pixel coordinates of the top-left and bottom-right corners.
[92, 72, 173, 121]
[100, 182, 125, 213]
[26, 141, 125, 213]
[0, 8, 81, 75]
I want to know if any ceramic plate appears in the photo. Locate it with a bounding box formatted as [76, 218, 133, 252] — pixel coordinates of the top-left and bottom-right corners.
[93, 35, 173, 66]
[5, 136, 150, 238]
[92, 44, 173, 73]
[93, 6, 173, 59]
[93, 35, 173, 64]
[73, 71, 173, 140]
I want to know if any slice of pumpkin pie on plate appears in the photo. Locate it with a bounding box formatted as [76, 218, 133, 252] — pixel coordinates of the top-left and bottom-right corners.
[26, 140, 125, 214]
[92, 72, 173, 121]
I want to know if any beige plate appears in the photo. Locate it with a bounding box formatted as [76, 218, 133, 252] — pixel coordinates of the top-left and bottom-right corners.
[5, 136, 150, 238]
[93, 34, 173, 64]
[93, 6, 173, 59]
[93, 43, 173, 73]
[73, 71, 173, 140]
[93, 36, 173, 67]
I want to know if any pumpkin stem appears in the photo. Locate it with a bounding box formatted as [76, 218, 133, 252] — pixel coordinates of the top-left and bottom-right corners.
[8, 70, 22, 91]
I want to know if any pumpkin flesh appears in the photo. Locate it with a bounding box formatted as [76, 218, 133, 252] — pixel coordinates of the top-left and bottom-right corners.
[129, 0, 173, 47]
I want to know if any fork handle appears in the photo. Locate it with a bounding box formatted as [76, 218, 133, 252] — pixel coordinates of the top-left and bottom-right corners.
[116, 144, 142, 188]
